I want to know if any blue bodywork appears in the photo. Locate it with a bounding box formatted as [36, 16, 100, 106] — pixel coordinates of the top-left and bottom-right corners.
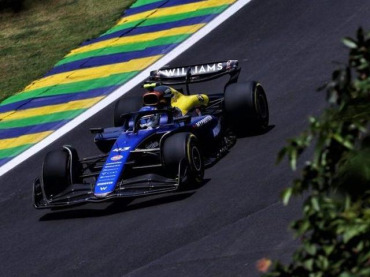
[93, 106, 219, 198]
[94, 128, 157, 197]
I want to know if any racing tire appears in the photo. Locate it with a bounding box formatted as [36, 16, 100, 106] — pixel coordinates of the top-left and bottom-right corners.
[114, 96, 143, 127]
[42, 149, 70, 199]
[224, 81, 269, 134]
[162, 132, 204, 188]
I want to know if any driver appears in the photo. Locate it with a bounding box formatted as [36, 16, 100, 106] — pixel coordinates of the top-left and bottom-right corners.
[139, 111, 161, 129]
[142, 84, 209, 116]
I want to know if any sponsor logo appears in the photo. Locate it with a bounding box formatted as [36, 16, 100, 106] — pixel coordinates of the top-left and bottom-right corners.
[159, 63, 224, 77]
[102, 171, 118, 176]
[100, 186, 108, 191]
[194, 115, 213, 128]
[111, 155, 123, 161]
[113, 147, 130, 152]
[104, 165, 121, 170]
[97, 181, 113, 186]
[105, 163, 121, 167]
[100, 175, 117, 179]
[159, 68, 187, 77]
[101, 171, 119, 176]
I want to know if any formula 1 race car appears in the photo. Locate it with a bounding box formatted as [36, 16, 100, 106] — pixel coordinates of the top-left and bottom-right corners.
[33, 60, 269, 209]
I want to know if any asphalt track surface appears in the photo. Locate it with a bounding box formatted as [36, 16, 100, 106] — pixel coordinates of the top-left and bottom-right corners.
[1, 1, 370, 276]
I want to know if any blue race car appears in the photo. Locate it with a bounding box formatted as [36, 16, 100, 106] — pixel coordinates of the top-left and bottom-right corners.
[33, 60, 269, 209]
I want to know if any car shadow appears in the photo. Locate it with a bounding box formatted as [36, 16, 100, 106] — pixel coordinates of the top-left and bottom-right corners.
[237, 124, 275, 138]
[38, 179, 211, 221]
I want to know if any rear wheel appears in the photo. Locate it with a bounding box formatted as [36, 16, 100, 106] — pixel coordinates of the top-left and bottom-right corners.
[162, 132, 204, 188]
[114, 96, 143, 127]
[224, 81, 269, 134]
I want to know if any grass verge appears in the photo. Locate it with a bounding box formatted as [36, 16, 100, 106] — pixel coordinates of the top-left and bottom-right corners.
[0, 0, 134, 103]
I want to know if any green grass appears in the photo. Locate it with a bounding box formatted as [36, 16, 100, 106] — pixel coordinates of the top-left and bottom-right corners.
[0, 0, 134, 103]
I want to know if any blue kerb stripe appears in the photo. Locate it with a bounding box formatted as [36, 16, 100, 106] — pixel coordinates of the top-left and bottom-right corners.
[0, 120, 69, 140]
[0, 85, 119, 114]
[124, 0, 167, 16]
[46, 43, 179, 76]
[0, 158, 11, 167]
[124, 0, 205, 16]
[82, 14, 214, 47]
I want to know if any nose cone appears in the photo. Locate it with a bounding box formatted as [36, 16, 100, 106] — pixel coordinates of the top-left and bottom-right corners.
[94, 129, 157, 197]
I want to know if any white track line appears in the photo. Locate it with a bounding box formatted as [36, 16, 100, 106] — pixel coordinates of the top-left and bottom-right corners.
[0, 0, 253, 176]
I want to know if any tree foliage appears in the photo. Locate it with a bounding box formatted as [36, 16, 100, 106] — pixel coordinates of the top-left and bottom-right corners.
[262, 28, 370, 277]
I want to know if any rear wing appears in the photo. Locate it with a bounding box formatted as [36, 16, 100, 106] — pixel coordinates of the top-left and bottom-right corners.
[145, 60, 241, 86]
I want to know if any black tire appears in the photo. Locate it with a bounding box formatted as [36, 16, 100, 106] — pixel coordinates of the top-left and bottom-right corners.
[114, 96, 143, 127]
[42, 150, 70, 199]
[224, 82, 269, 134]
[63, 145, 82, 184]
[162, 132, 204, 188]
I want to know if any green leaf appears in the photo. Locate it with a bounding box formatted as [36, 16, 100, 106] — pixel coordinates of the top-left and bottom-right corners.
[281, 187, 293, 205]
[309, 116, 317, 124]
[357, 62, 369, 70]
[339, 272, 355, 277]
[311, 197, 320, 211]
[355, 240, 364, 252]
[276, 148, 287, 164]
[332, 133, 354, 149]
[304, 259, 314, 271]
[317, 255, 329, 270]
[323, 245, 335, 255]
[343, 227, 360, 243]
[290, 149, 298, 171]
[297, 219, 311, 235]
[304, 243, 317, 256]
[309, 272, 323, 277]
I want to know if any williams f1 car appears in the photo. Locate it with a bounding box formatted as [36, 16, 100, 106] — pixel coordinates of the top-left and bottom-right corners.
[33, 60, 269, 209]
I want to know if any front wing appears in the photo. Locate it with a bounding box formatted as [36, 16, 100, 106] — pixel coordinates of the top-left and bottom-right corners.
[33, 173, 180, 209]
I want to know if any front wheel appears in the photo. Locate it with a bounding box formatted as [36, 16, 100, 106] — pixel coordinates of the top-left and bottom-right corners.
[224, 81, 269, 134]
[42, 150, 70, 199]
[42, 146, 81, 199]
[162, 132, 204, 188]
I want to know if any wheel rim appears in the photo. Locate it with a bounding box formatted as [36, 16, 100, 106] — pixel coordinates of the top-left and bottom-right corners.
[191, 146, 202, 172]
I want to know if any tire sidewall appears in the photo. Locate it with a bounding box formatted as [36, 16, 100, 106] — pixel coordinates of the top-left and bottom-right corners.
[254, 83, 269, 128]
[186, 134, 204, 184]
